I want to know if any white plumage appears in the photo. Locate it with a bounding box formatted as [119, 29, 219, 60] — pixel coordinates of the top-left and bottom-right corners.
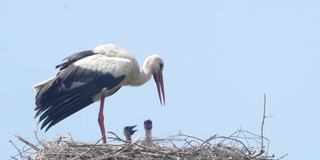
[74, 55, 133, 78]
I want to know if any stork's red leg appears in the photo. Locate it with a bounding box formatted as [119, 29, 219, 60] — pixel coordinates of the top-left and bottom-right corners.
[98, 96, 107, 143]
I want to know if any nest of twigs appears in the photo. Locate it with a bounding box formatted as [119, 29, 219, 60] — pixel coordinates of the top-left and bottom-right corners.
[11, 129, 283, 160]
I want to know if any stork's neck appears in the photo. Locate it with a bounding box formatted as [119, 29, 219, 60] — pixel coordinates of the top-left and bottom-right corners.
[126, 136, 132, 142]
[145, 129, 152, 140]
[130, 65, 152, 86]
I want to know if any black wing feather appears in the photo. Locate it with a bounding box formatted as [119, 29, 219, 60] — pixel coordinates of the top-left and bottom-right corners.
[55, 50, 96, 70]
[44, 98, 92, 131]
[35, 65, 125, 131]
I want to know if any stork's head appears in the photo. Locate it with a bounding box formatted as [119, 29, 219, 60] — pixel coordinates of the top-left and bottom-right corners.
[123, 125, 137, 141]
[144, 55, 165, 105]
[144, 119, 153, 130]
[124, 125, 137, 136]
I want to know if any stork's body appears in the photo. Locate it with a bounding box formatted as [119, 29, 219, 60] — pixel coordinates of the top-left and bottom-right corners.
[34, 44, 165, 143]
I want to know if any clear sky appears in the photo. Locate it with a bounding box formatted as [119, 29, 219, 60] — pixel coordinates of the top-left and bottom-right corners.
[1, 0, 319, 159]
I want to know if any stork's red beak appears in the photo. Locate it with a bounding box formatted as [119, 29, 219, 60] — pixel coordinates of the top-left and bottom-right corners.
[153, 70, 165, 106]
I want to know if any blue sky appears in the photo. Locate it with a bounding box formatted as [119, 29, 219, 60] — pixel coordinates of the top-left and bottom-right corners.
[1, 0, 320, 159]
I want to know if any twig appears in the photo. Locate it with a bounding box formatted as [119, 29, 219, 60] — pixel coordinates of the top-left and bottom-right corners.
[33, 130, 48, 149]
[201, 134, 217, 145]
[277, 153, 289, 160]
[178, 133, 206, 143]
[9, 156, 19, 160]
[215, 136, 251, 155]
[71, 133, 108, 160]
[9, 140, 23, 159]
[252, 94, 267, 158]
[108, 131, 127, 142]
[261, 94, 267, 152]
[15, 135, 40, 152]
[218, 129, 242, 145]
[68, 132, 74, 141]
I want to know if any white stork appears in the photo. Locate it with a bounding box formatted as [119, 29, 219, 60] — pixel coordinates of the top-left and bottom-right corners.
[33, 44, 165, 143]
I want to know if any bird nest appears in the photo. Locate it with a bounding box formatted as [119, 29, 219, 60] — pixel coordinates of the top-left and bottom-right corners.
[11, 129, 284, 160]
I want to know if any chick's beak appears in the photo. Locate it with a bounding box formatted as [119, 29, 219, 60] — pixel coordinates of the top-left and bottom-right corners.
[153, 70, 165, 106]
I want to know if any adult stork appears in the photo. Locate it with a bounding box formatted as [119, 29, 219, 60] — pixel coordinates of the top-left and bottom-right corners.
[33, 44, 165, 143]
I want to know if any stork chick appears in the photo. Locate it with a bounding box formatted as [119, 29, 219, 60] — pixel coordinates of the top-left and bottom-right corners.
[123, 125, 137, 142]
[144, 119, 153, 146]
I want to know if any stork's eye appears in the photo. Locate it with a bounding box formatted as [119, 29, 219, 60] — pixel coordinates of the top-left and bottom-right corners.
[159, 63, 164, 70]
